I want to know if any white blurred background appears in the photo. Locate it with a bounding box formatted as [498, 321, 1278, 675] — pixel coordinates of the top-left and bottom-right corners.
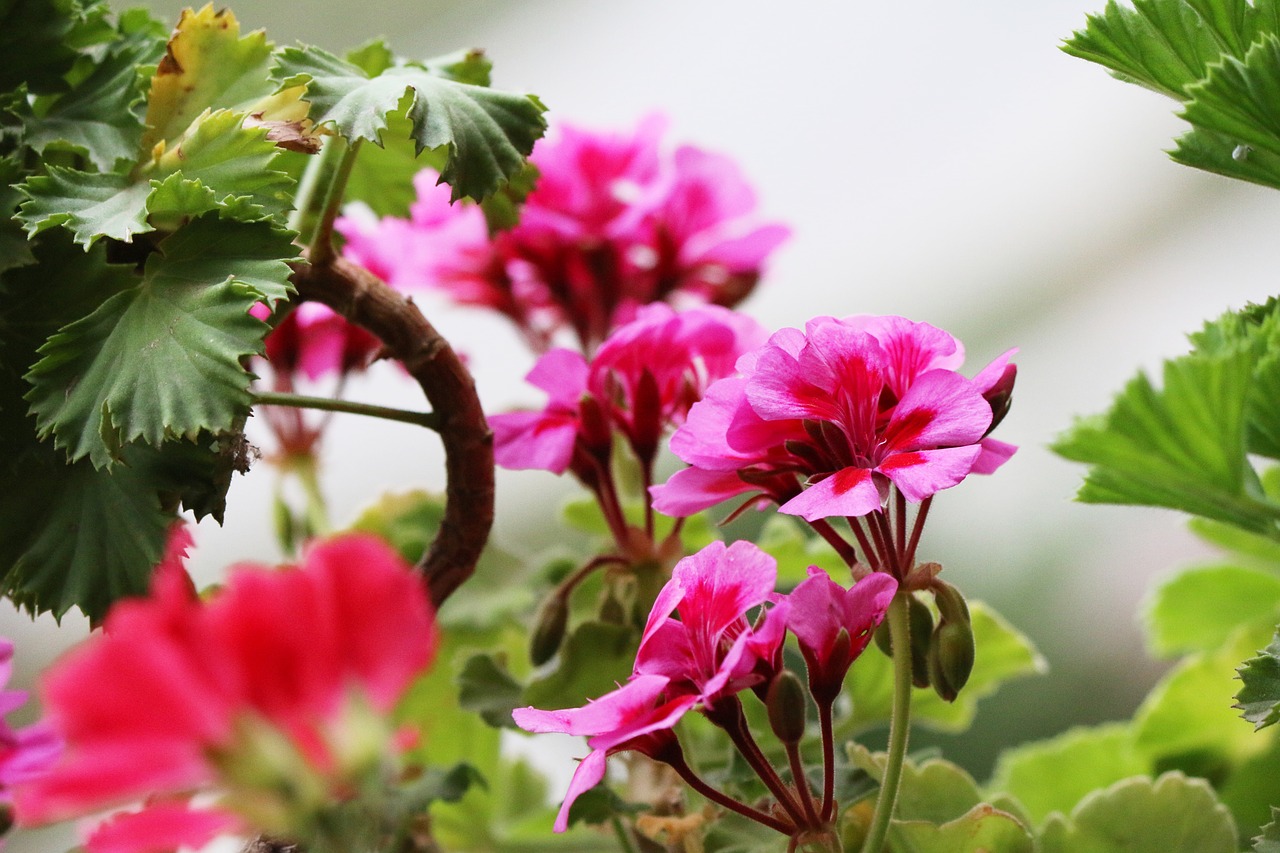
[9, 0, 1280, 848]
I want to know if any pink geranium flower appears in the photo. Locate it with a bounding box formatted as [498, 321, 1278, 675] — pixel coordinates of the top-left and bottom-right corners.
[633, 540, 788, 706]
[336, 115, 788, 353]
[0, 639, 62, 820]
[788, 568, 898, 703]
[258, 302, 382, 382]
[491, 304, 767, 477]
[652, 315, 1017, 522]
[15, 532, 436, 852]
[512, 675, 698, 832]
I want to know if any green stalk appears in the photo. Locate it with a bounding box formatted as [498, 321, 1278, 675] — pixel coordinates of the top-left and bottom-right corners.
[308, 137, 363, 265]
[252, 391, 440, 430]
[859, 591, 913, 853]
[288, 134, 346, 239]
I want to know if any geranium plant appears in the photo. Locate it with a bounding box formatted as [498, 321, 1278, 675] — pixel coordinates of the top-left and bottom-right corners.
[4, 0, 1280, 851]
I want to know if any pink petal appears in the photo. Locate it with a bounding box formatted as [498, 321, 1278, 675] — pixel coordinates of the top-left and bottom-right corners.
[883, 370, 990, 450]
[650, 467, 757, 517]
[553, 748, 608, 833]
[971, 437, 1018, 474]
[879, 445, 984, 502]
[490, 409, 581, 474]
[85, 802, 239, 853]
[779, 467, 883, 521]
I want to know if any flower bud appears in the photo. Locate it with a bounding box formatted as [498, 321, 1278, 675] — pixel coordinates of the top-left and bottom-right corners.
[927, 612, 975, 702]
[530, 594, 569, 666]
[766, 670, 809, 745]
[907, 594, 934, 689]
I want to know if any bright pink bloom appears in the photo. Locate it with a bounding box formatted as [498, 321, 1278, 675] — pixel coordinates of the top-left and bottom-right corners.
[633, 541, 789, 706]
[0, 639, 62, 813]
[512, 675, 697, 832]
[15, 533, 436, 851]
[257, 302, 382, 382]
[788, 568, 898, 703]
[491, 304, 767, 476]
[652, 315, 1017, 521]
[336, 115, 788, 353]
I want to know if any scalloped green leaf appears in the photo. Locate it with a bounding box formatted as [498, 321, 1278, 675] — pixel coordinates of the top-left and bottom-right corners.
[17, 168, 150, 245]
[24, 215, 295, 467]
[844, 601, 1046, 734]
[1236, 628, 1280, 729]
[457, 653, 523, 729]
[1182, 34, 1280, 158]
[890, 804, 1034, 853]
[1038, 772, 1238, 853]
[1254, 807, 1280, 852]
[273, 44, 546, 200]
[1145, 565, 1280, 656]
[1134, 624, 1274, 762]
[1053, 340, 1280, 533]
[850, 747, 985, 824]
[20, 15, 164, 170]
[988, 724, 1148, 826]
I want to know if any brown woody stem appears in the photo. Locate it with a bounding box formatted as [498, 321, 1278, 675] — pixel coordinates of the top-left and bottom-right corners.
[289, 254, 494, 608]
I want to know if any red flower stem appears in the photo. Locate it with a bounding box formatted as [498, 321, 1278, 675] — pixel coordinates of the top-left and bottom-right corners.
[559, 553, 628, 597]
[641, 459, 656, 540]
[862, 511, 895, 576]
[785, 738, 822, 828]
[903, 496, 933, 570]
[663, 750, 796, 836]
[844, 516, 878, 570]
[870, 510, 903, 578]
[893, 488, 907, 559]
[590, 456, 634, 552]
[710, 698, 808, 829]
[290, 254, 493, 608]
[818, 698, 837, 822]
[807, 518, 859, 567]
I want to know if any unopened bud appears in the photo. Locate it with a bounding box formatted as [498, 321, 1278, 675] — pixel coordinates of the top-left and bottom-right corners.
[982, 363, 1017, 436]
[931, 580, 969, 625]
[907, 594, 934, 689]
[766, 670, 809, 745]
[874, 618, 893, 658]
[530, 594, 569, 666]
[928, 613, 975, 702]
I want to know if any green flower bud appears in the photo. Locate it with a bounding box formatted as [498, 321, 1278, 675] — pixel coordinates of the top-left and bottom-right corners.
[766, 670, 809, 745]
[908, 593, 934, 689]
[928, 612, 975, 702]
[529, 594, 569, 666]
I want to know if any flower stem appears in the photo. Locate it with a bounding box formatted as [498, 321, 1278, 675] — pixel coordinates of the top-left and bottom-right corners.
[610, 814, 638, 853]
[710, 698, 808, 829]
[808, 518, 858, 567]
[664, 751, 795, 835]
[308, 137, 363, 266]
[903, 496, 932, 570]
[860, 591, 913, 853]
[252, 390, 440, 430]
[818, 699, 837, 822]
[786, 739, 822, 828]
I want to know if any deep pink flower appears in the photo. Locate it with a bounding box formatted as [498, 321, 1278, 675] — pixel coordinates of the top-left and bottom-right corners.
[336, 115, 788, 353]
[652, 315, 1017, 521]
[512, 675, 697, 832]
[15, 532, 436, 851]
[633, 541, 789, 706]
[491, 304, 767, 476]
[788, 568, 898, 703]
[255, 301, 382, 382]
[0, 639, 62, 812]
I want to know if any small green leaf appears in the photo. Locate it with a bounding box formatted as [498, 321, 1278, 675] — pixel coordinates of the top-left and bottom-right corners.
[1182, 35, 1280, 160]
[891, 804, 1034, 853]
[755, 514, 842, 585]
[1254, 807, 1280, 852]
[25, 215, 296, 467]
[402, 761, 485, 807]
[1236, 628, 1280, 730]
[1145, 564, 1280, 657]
[345, 39, 394, 78]
[457, 653, 524, 729]
[17, 168, 150, 245]
[988, 723, 1148, 826]
[1189, 515, 1280, 569]
[343, 109, 448, 218]
[1038, 772, 1238, 853]
[845, 601, 1046, 734]
[849, 746, 984, 824]
[348, 488, 446, 564]
[273, 44, 546, 200]
[562, 784, 643, 829]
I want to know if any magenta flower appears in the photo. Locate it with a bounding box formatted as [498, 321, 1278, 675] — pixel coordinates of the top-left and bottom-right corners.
[633, 540, 789, 706]
[652, 315, 1017, 521]
[257, 301, 382, 382]
[0, 640, 61, 814]
[788, 568, 898, 703]
[15, 532, 437, 852]
[336, 115, 788, 353]
[512, 675, 698, 832]
[491, 304, 767, 477]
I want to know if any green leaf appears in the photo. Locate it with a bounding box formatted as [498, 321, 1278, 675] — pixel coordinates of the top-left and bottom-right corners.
[17, 167, 150, 245]
[844, 601, 1046, 734]
[0, 0, 83, 95]
[342, 108, 446, 218]
[1182, 35, 1280, 159]
[988, 724, 1148, 826]
[1254, 807, 1280, 852]
[1134, 624, 1274, 763]
[1189, 515, 1280, 569]
[25, 215, 295, 467]
[523, 620, 635, 709]
[457, 653, 524, 729]
[890, 804, 1034, 853]
[850, 747, 984, 824]
[1236, 627, 1280, 729]
[1062, 0, 1227, 99]
[1145, 564, 1280, 656]
[1038, 772, 1238, 853]
[755, 514, 842, 586]
[1171, 123, 1280, 190]
[273, 44, 546, 200]
[1053, 341, 1280, 533]
[562, 784, 644, 829]
[20, 17, 164, 170]
[349, 488, 445, 564]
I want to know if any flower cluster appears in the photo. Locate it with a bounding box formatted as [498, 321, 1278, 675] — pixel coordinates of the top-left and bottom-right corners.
[653, 314, 1017, 523]
[15, 531, 437, 853]
[513, 540, 897, 839]
[338, 116, 789, 353]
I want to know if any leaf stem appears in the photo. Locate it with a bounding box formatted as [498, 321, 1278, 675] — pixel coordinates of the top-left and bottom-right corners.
[859, 591, 913, 853]
[610, 814, 638, 853]
[252, 390, 440, 430]
[308, 137, 363, 266]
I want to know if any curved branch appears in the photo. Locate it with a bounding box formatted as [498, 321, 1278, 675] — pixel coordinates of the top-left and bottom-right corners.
[289, 255, 494, 608]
